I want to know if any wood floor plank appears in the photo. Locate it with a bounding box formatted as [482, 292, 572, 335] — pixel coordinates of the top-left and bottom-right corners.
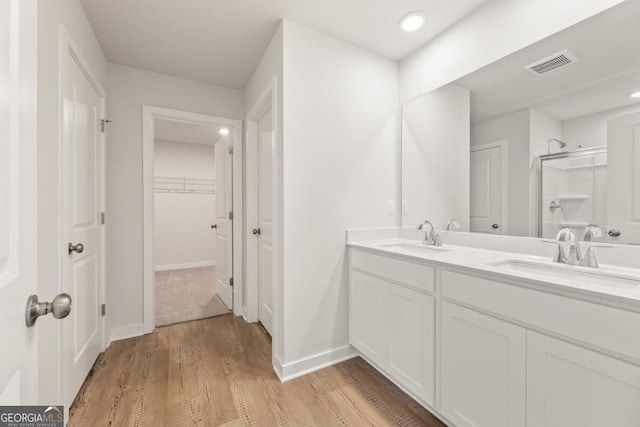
[69, 314, 445, 426]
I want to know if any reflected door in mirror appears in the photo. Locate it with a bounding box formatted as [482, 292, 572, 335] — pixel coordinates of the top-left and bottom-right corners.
[471, 144, 503, 234]
[607, 111, 640, 244]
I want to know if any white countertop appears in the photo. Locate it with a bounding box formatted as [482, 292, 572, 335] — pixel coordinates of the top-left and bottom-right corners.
[348, 239, 640, 307]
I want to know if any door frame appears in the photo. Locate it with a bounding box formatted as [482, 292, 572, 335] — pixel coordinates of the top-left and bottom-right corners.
[245, 79, 277, 324]
[245, 78, 283, 374]
[470, 140, 509, 235]
[57, 25, 107, 407]
[142, 106, 243, 333]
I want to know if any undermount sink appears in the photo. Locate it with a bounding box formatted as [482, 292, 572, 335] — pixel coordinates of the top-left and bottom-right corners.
[488, 259, 640, 290]
[379, 242, 450, 255]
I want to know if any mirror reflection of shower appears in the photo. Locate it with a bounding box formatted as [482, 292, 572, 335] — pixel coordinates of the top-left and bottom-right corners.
[538, 146, 607, 240]
[547, 138, 567, 154]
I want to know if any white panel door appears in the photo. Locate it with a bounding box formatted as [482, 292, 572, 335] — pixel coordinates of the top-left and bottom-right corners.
[62, 50, 104, 406]
[215, 137, 233, 309]
[350, 272, 385, 364]
[387, 285, 435, 406]
[441, 302, 526, 427]
[0, 0, 38, 404]
[607, 112, 640, 243]
[470, 145, 502, 234]
[527, 331, 640, 427]
[257, 108, 273, 335]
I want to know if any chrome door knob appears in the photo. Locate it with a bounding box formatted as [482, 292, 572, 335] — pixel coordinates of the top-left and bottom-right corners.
[492, 224, 500, 229]
[68, 242, 84, 254]
[25, 293, 72, 327]
[211, 224, 217, 229]
[608, 229, 621, 237]
[252, 228, 261, 235]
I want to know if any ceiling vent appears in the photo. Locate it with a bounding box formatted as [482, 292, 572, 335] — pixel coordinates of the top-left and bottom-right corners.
[524, 49, 579, 76]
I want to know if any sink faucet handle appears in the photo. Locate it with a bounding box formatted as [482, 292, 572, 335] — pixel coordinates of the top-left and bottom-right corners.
[583, 245, 615, 268]
[584, 224, 604, 242]
[541, 239, 568, 263]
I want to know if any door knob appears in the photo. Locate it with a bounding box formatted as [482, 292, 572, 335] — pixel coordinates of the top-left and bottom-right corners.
[252, 228, 261, 235]
[25, 293, 72, 327]
[68, 242, 84, 254]
[608, 229, 621, 237]
[211, 224, 217, 229]
[492, 224, 500, 229]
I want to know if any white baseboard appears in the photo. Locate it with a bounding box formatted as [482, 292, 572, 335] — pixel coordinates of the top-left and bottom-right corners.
[108, 323, 145, 346]
[274, 345, 358, 382]
[154, 260, 216, 272]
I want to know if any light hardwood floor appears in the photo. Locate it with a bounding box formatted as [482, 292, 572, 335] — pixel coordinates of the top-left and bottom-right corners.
[69, 314, 444, 426]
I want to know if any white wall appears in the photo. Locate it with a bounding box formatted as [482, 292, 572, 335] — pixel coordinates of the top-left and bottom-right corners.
[400, 0, 627, 102]
[402, 84, 470, 230]
[243, 23, 285, 359]
[37, 0, 108, 406]
[281, 21, 398, 369]
[562, 104, 640, 150]
[154, 140, 216, 270]
[106, 64, 244, 334]
[471, 110, 530, 236]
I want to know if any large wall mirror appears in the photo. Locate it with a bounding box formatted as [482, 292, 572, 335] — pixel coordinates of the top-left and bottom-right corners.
[402, 0, 640, 245]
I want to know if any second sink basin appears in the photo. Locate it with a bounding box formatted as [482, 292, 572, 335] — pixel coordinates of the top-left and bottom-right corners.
[380, 242, 450, 255]
[488, 259, 640, 290]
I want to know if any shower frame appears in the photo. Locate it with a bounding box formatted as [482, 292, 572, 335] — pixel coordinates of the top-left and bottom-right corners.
[537, 145, 607, 238]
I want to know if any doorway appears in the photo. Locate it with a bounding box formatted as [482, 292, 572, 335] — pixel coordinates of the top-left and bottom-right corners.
[153, 119, 230, 326]
[245, 81, 278, 338]
[470, 141, 508, 234]
[142, 107, 243, 334]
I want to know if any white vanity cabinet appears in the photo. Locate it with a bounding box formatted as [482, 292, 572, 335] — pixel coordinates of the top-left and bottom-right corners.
[441, 269, 640, 427]
[526, 331, 640, 427]
[349, 249, 436, 406]
[348, 243, 640, 427]
[441, 302, 526, 427]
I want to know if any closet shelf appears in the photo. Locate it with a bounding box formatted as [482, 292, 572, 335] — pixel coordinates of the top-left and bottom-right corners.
[154, 176, 216, 194]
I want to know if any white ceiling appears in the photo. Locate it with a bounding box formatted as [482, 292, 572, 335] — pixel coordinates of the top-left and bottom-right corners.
[456, 0, 640, 123]
[79, 0, 490, 90]
[154, 119, 222, 146]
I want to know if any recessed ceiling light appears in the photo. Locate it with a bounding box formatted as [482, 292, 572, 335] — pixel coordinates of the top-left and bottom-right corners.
[219, 128, 230, 135]
[400, 11, 426, 32]
[630, 91, 640, 98]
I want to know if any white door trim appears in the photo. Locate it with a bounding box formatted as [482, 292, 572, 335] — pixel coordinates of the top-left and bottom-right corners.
[245, 81, 275, 324]
[245, 78, 282, 373]
[142, 106, 243, 334]
[57, 25, 107, 408]
[471, 140, 509, 235]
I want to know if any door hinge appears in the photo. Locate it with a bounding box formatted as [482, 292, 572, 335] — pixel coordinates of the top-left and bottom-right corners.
[229, 211, 233, 220]
[101, 304, 106, 316]
[230, 277, 234, 287]
[228, 145, 233, 154]
[101, 119, 112, 133]
[100, 212, 106, 225]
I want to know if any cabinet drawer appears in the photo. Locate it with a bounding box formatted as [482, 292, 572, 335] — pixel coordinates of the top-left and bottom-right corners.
[442, 269, 640, 361]
[350, 249, 435, 293]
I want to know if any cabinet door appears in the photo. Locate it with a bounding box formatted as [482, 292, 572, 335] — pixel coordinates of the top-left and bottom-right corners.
[527, 331, 640, 427]
[350, 271, 385, 364]
[387, 285, 435, 405]
[441, 302, 526, 427]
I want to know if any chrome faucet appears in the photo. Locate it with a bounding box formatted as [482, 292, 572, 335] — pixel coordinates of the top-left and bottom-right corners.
[543, 226, 613, 268]
[417, 220, 441, 246]
[557, 227, 582, 265]
[446, 219, 461, 231]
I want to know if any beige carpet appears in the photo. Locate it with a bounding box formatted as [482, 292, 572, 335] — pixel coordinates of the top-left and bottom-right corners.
[155, 266, 230, 327]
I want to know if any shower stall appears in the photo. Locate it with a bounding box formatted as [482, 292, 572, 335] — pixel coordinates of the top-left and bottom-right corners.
[538, 146, 607, 239]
